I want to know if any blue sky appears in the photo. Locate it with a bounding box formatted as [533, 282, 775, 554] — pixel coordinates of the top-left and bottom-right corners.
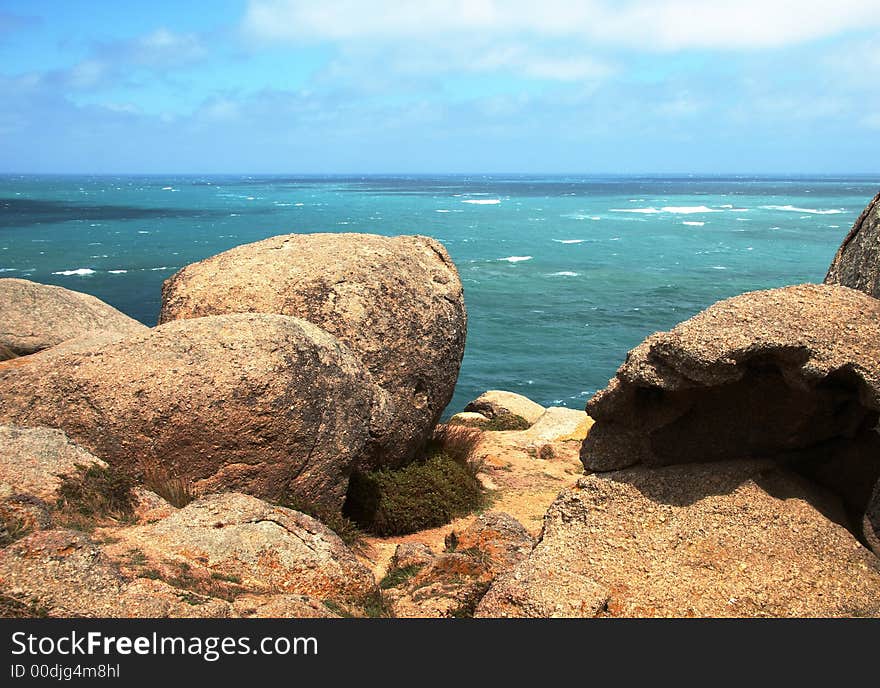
[1, 1, 879, 173]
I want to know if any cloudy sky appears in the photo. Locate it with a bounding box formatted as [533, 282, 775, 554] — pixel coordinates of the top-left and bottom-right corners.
[1, 1, 879, 173]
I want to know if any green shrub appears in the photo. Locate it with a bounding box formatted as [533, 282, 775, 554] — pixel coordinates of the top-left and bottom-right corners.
[344, 454, 485, 536]
[447, 414, 530, 431]
[56, 463, 137, 527]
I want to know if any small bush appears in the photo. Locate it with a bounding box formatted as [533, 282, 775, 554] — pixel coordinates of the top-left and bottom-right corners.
[142, 466, 198, 508]
[448, 414, 530, 432]
[425, 424, 483, 467]
[56, 463, 137, 528]
[276, 494, 365, 550]
[0, 511, 31, 547]
[344, 454, 485, 536]
[379, 564, 423, 589]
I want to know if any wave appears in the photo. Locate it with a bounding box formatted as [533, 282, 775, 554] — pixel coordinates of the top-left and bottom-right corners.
[610, 207, 661, 214]
[553, 239, 586, 244]
[549, 271, 579, 276]
[108, 269, 128, 274]
[462, 199, 501, 205]
[499, 256, 532, 263]
[435, 209, 451, 213]
[53, 268, 95, 276]
[0, 268, 17, 272]
[760, 205, 844, 215]
[682, 221, 705, 226]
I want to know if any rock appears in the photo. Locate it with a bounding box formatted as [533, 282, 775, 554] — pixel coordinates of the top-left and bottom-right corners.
[385, 512, 533, 617]
[865, 480, 880, 558]
[465, 391, 546, 427]
[448, 411, 491, 428]
[580, 284, 880, 530]
[476, 461, 880, 618]
[102, 493, 378, 604]
[0, 278, 146, 360]
[0, 313, 390, 510]
[0, 426, 107, 537]
[232, 594, 337, 618]
[0, 529, 232, 617]
[526, 407, 594, 442]
[826, 191, 880, 298]
[158, 233, 466, 468]
[391, 542, 435, 570]
[130, 487, 176, 525]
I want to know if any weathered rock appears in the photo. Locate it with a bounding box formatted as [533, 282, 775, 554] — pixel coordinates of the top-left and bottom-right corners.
[0, 426, 108, 537]
[232, 594, 336, 618]
[385, 512, 533, 617]
[826, 191, 880, 298]
[158, 233, 466, 468]
[865, 480, 880, 558]
[526, 407, 594, 442]
[0, 313, 390, 510]
[580, 284, 880, 532]
[0, 278, 146, 360]
[0, 529, 232, 617]
[476, 461, 880, 618]
[465, 391, 546, 427]
[102, 493, 378, 604]
[448, 411, 492, 428]
[390, 542, 435, 570]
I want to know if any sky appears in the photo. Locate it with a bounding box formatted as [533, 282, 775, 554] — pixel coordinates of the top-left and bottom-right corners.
[1, 1, 879, 174]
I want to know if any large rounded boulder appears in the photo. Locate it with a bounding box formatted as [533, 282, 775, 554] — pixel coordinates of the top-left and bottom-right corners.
[826, 190, 880, 298]
[0, 313, 390, 510]
[0, 278, 147, 360]
[158, 233, 467, 468]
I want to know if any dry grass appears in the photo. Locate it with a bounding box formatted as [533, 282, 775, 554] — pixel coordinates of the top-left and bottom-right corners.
[55, 463, 137, 530]
[142, 466, 198, 508]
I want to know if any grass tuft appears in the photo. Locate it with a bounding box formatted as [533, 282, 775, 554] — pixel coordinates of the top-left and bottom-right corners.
[55, 463, 137, 529]
[142, 466, 198, 508]
[379, 564, 423, 589]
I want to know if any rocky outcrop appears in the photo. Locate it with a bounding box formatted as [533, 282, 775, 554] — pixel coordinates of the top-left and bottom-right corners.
[525, 407, 593, 442]
[0, 426, 107, 536]
[464, 391, 546, 427]
[383, 512, 534, 617]
[476, 462, 880, 618]
[103, 493, 377, 603]
[580, 284, 880, 543]
[825, 191, 880, 298]
[0, 313, 390, 510]
[158, 233, 467, 469]
[0, 493, 377, 618]
[0, 278, 146, 360]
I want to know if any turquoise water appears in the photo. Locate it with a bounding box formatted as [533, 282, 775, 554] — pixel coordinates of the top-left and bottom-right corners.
[1, 174, 877, 416]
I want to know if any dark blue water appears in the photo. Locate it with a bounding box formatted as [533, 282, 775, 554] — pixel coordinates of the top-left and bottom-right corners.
[1, 174, 877, 415]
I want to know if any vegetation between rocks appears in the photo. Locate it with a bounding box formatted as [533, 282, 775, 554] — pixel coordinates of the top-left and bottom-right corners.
[142, 466, 198, 508]
[344, 425, 486, 536]
[276, 493, 365, 549]
[449, 414, 531, 431]
[379, 564, 423, 589]
[55, 463, 137, 529]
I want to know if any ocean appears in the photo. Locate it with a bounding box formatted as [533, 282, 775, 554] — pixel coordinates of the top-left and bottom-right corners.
[1, 174, 878, 417]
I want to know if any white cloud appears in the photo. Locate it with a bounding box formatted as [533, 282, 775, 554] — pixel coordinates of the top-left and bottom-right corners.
[126, 28, 207, 68]
[242, 0, 880, 51]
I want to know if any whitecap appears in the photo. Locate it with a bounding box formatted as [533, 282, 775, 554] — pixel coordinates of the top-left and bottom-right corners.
[549, 271, 578, 276]
[294, 203, 305, 207]
[552, 239, 586, 244]
[499, 256, 532, 263]
[149, 266, 173, 271]
[53, 268, 95, 276]
[435, 209, 451, 213]
[661, 206, 722, 214]
[710, 266, 728, 270]
[137, 231, 149, 234]
[0, 268, 17, 272]
[462, 199, 501, 205]
[161, 186, 174, 191]
[682, 221, 705, 226]
[610, 207, 660, 214]
[108, 269, 128, 274]
[760, 205, 843, 214]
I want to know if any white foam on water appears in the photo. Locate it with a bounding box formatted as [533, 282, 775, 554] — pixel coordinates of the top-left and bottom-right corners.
[294, 203, 305, 207]
[610, 207, 660, 214]
[162, 186, 174, 190]
[149, 266, 173, 271]
[462, 199, 501, 205]
[711, 265, 728, 270]
[53, 268, 95, 276]
[499, 256, 532, 263]
[108, 269, 128, 274]
[0, 268, 17, 272]
[661, 206, 722, 214]
[553, 239, 586, 244]
[549, 271, 579, 276]
[435, 209, 451, 213]
[761, 205, 844, 214]
[137, 231, 149, 234]
[736, 218, 751, 222]
[682, 221, 705, 226]
[828, 225, 840, 228]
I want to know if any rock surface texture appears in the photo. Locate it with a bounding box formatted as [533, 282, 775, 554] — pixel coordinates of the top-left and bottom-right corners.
[476, 461, 880, 618]
[0, 313, 390, 510]
[464, 391, 546, 426]
[826, 190, 880, 298]
[0, 278, 146, 360]
[158, 233, 466, 468]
